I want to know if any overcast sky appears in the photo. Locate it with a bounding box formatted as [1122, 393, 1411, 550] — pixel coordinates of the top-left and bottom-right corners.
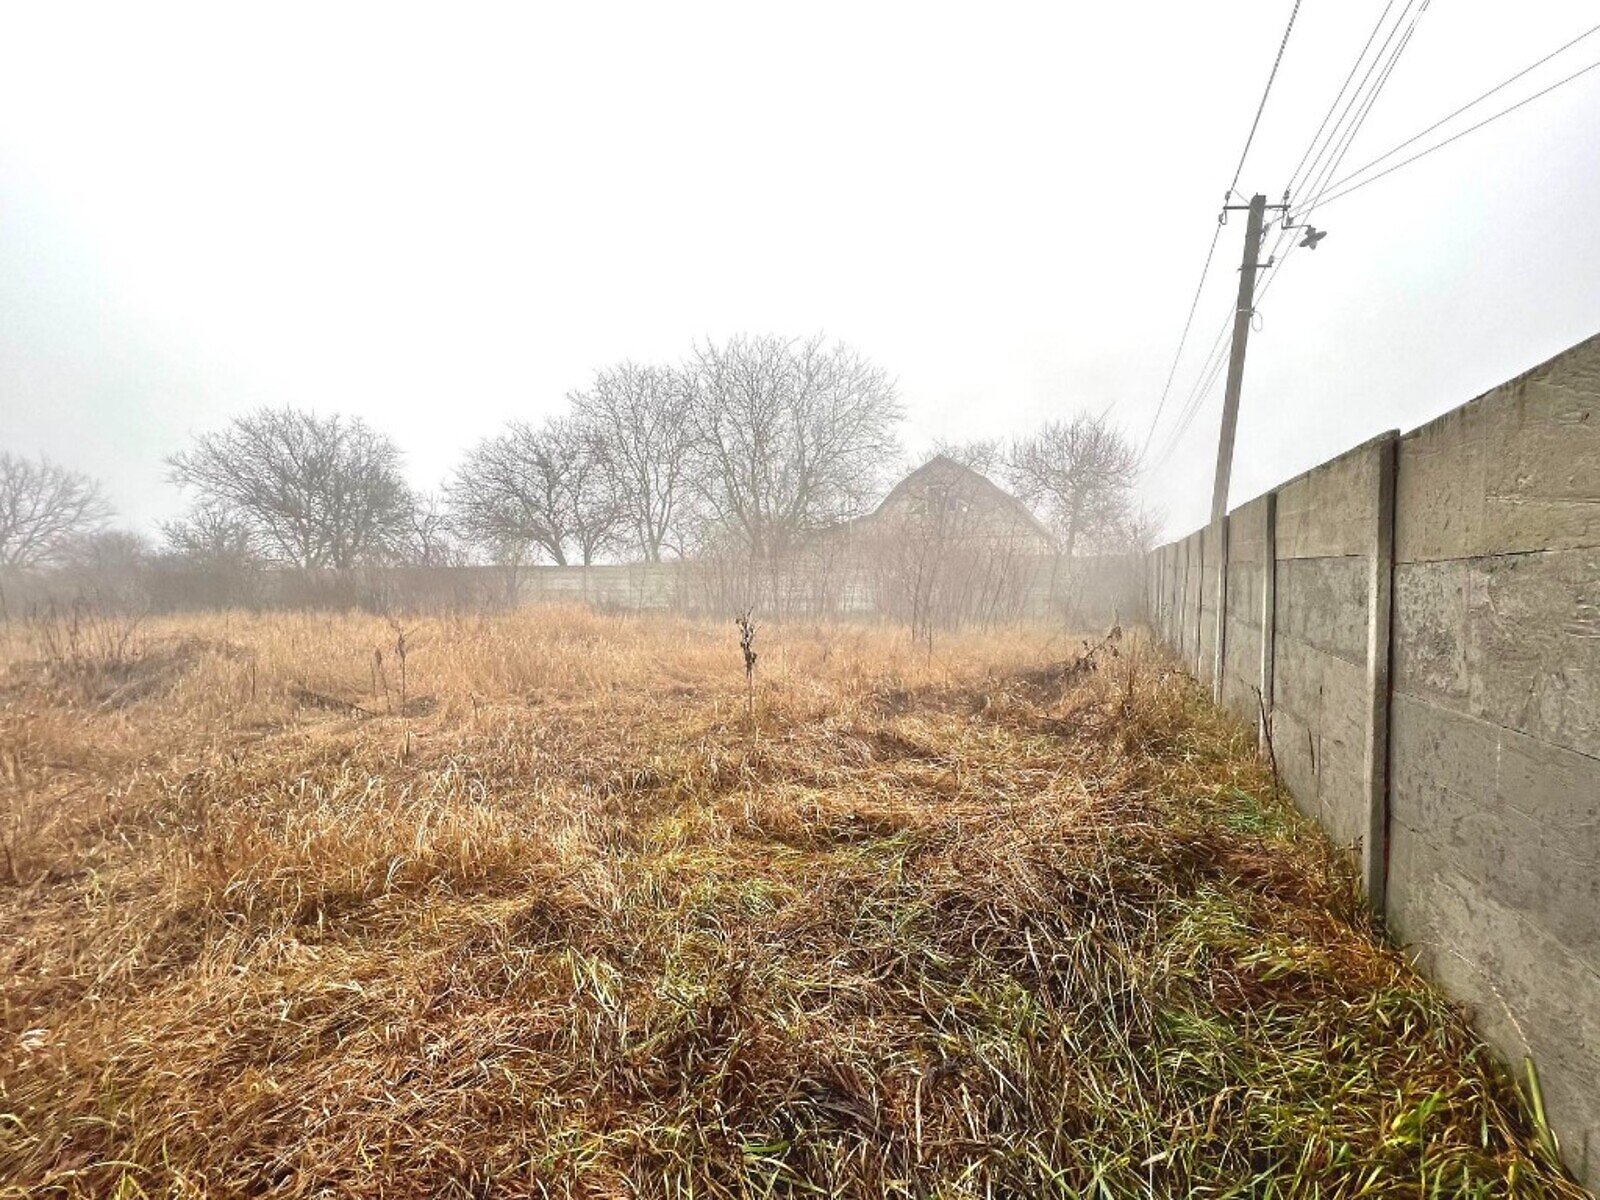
[3, 1, 1598, 540]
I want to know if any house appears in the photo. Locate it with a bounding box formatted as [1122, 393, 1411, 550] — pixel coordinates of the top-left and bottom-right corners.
[835, 456, 1057, 628]
[856, 455, 1055, 551]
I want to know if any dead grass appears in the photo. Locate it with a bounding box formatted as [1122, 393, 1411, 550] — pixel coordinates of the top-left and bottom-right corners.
[0, 607, 1584, 1198]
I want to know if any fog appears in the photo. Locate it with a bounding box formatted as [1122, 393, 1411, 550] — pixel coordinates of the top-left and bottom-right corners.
[3, 0, 1598, 540]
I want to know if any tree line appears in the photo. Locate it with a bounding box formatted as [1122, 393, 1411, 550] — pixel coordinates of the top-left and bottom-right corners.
[1, 333, 1152, 576]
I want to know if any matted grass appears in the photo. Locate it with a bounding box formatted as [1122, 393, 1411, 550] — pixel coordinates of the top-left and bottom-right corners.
[0, 608, 1584, 1197]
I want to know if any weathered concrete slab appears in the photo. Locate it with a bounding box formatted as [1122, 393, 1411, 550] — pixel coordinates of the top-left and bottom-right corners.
[1389, 692, 1600, 968]
[1267, 628, 1369, 852]
[1179, 531, 1196, 667]
[1387, 822, 1600, 1184]
[1397, 333, 1600, 563]
[1267, 690, 1367, 853]
[1221, 552, 1262, 727]
[1199, 523, 1226, 686]
[1172, 539, 1186, 643]
[1221, 621, 1262, 728]
[1275, 556, 1369, 665]
[1226, 560, 1263, 625]
[1228, 492, 1272, 564]
[1395, 548, 1600, 758]
[1270, 635, 1368, 748]
[1274, 436, 1387, 560]
[1270, 705, 1320, 824]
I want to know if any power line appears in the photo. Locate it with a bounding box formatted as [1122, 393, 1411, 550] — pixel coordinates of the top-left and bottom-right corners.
[1318, 8, 1424, 193]
[1229, 0, 1307, 194]
[1284, 0, 1397, 199]
[1146, 0, 1307, 464]
[1253, 223, 1298, 306]
[1251, 3, 1418, 312]
[1289, 0, 1416, 207]
[1305, 49, 1600, 211]
[1324, 19, 1600, 193]
[1151, 304, 1236, 471]
[1152, 336, 1234, 476]
[1140, 219, 1224, 461]
[1261, 0, 1429, 304]
[1295, 0, 1425, 214]
[1146, 0, 1306, 472]
[1173, 2, 1427, 472]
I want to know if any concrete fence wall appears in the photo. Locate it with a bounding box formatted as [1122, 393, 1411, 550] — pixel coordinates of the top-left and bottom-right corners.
[2, 552, 1145, 628]
[1147, 332, 1600, 1187]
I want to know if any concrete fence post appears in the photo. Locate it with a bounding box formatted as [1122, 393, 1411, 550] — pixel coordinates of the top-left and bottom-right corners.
[1174, 542, 1182, 646]
[1258, 492, 1277, 749]
[1361, 432, 1399, 915]
[1180, 538, 1191, 661]
[1212, 514, 1230, 704]
[1152, 550, 1163, 636]
[1173, 543, 1181, 649]
[1193, 535, 1205, 676]
[1166, 543, 1176, 644]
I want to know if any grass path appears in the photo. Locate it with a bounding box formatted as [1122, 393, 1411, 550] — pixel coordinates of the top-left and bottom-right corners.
[0, 610, 1584, 1197]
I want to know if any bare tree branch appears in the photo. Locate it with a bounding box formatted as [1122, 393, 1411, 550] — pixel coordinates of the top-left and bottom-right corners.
[569, 362, 694, 562]
[449, 417, 623, 567]
[1005, 414, 1140, 559]
[167, 408, 413, 568]
[685, 333, 903, 569]
[0, 453, 114, 567]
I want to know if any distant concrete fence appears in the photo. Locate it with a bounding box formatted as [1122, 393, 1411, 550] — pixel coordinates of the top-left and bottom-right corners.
[1147, 332, 1600, 1187]
[0, 549, 1144, 629]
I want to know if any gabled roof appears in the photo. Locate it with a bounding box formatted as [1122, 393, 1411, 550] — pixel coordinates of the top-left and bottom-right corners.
[864, 455, 1056, 545]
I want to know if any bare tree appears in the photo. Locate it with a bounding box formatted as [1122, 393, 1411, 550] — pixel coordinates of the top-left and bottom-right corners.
[0, 453, 113, 567]
[450, 417, 622, 567]
[161, 501, 260, 567]
[404, 490, 467, 567]
[1117, 503, 1166, 556]
[685, 333, 903, 568]
[1005, 413, 1139, 559]
[61, 529, 151, 571]
[168, 408, 413, 568]
[568, 362, 694, 562]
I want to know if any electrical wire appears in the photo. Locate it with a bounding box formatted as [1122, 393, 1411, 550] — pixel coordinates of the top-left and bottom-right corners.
[1261, 0, 1429, 304]
[1156, 0, 1416, 477]
[1229, 0, 1306, 195]
[1293, 0, 1424, 215]
[1308, 8, 1424, 202]
[1289, 1, 1416, 209]
[1151, 305, 1236, 472]
[1145, 0, 1307, 466]
[1323, 19, 1600, 194]
[1308, 54, 1600, 212]
[1152, 341, 1233, 476]
[1140, 219, 1225, 461]
[1284, 0, 1398, 200]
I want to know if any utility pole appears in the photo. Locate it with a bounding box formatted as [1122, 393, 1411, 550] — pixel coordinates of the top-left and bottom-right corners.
[1208, 192, 1285, 704]
[1211, 193, 1267, 524]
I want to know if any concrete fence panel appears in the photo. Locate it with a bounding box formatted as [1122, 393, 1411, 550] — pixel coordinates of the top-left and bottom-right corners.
[1219, 492, 1270, 728]
[1145, 330, 1600, 1188]
[1385, 333, 1600, 1183]
[1263, 434, 1392, 856]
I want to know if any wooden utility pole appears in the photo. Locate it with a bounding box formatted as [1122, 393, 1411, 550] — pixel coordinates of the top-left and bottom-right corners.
[1211, 193, 1267, 524]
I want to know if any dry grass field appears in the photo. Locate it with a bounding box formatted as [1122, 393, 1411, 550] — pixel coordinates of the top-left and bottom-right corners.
[0, 607, 1582, 1198]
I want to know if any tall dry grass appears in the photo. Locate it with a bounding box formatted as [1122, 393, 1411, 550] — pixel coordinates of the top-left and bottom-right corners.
[0, 607, 1583, 1197]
